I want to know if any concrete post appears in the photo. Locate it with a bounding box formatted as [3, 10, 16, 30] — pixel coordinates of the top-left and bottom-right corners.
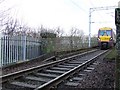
[116, 24, 120, 90]
[115, 2, 120, 89]
[89, 8, 91, 48]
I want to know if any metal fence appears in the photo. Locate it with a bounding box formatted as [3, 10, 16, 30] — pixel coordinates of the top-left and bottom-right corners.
[0, 34, 42, 66]
[0, 34, 97, 67]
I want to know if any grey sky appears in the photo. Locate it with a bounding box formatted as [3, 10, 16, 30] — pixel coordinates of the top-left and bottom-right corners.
[1, 0, 119, 35]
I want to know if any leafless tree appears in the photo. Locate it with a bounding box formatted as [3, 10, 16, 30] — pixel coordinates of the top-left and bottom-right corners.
[70, 27, 77, 37]
[1, 17, 31, 36]
[55, 27, 64, 37]
[0, 0, 5, 21]
[69, 27, 85, 49]
[0, 0, 11, 23]
[2, 18, 19, 35]
[69, 27, 77, 49]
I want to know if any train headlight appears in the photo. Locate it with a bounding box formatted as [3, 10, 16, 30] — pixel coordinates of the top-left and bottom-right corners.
[98, 38, 100, 41]
[110, 37, 113, 41]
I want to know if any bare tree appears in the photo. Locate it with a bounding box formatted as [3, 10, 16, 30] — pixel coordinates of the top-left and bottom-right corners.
[70, 27, 77, 37]
[0, 0, 11, 24]
[1, 17, 31, 36]
[1, 18, 20, 35]
[69, 27, 78, 49]
[69, 27, 85, 49]
[0, 0, 5, 21]
[55, 27, 64, 37]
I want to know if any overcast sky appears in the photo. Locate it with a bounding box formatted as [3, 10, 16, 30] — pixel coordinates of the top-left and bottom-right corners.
[1, 0, 120, 35]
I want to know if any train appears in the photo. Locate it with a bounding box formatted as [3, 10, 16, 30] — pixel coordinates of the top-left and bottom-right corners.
[97, 27, 116, 49]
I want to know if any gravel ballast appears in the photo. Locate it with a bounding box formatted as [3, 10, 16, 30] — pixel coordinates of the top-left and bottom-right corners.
[2, 49, 116, 89]
[78, 57, 115, 89]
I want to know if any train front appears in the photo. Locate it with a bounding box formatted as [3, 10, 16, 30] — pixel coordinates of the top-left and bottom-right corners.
[98, 27, 114, 49]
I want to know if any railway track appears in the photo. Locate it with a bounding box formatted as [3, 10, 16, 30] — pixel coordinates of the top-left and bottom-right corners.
[1, 49, 109, 90]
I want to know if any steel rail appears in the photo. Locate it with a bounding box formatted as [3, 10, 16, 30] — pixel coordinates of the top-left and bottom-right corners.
[1, 49, 97, 83]
[35, 50, 109, 90]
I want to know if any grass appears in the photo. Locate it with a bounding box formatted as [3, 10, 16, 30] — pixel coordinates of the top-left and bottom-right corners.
[104, 47, 116, 60]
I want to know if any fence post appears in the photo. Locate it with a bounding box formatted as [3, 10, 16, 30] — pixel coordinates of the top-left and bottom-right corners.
[0, 33, 3, 67]
[23, 35, 26, 61]
[0, 33, 2, 90]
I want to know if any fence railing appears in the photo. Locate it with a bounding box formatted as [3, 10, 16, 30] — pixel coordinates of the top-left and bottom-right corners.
[0, 34, 42, 66]
[0, 34, 97, 67]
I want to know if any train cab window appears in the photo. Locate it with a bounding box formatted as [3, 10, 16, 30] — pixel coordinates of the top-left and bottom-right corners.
[99, 30, 111, 36]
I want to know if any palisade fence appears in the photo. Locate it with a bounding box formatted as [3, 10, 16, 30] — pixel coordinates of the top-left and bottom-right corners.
[0, 34, 42, 66]
[0, 34, 97, 67]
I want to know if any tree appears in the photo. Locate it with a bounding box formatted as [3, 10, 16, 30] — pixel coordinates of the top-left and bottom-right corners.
[55, 27, 64, 37]
[69, 27, 85, 49]
[0, 0, 12, 25]
[2, 19, 18, 35]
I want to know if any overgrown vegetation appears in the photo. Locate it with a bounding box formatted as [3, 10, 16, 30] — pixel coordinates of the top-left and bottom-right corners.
[104, 47, 116, 60]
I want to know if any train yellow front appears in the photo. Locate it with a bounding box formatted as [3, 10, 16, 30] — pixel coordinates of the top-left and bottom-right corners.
[98, 27, 116, 49]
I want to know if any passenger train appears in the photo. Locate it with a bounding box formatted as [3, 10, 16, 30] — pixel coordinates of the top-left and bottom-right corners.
[98, 27, 116, 49]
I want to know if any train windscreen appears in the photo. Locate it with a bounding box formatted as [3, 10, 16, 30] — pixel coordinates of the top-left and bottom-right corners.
[99, 30, 111, 36]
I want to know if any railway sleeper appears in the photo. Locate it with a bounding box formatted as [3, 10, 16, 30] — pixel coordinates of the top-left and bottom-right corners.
[44, 69, 66, 74]
[35, 73, 59, 78]
[65, 82, 80, 87]
[50, 67, 71, 71]
[25, 76, 51, 82]
[57, 65, 75, 68]
[10, 81, 37, 89]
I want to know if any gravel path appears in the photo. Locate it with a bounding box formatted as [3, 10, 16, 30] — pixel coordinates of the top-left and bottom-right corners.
[78, 57, 115, 89]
